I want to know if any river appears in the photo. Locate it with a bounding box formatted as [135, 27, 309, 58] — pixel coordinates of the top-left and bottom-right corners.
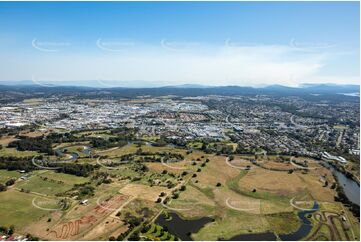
[321, 161, 360, 206]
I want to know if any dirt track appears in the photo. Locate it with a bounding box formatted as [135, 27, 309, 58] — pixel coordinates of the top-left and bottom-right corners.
[308, 211, 351, 241]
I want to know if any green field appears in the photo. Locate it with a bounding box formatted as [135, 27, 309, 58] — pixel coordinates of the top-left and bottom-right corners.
[0, 169, 21, 183]
[0, 190, 51, 229]
[15, 171, 89, 196]
[38, 171, 89, 185]
[0, 148, 38, 157]
[193, 209, 270, 240]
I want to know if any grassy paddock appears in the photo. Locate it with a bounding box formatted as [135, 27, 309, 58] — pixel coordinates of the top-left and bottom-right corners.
[0, 190, 51, 229]
[0, 169, 22, 183]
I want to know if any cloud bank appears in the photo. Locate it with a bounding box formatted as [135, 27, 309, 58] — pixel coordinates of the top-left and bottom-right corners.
[0, 40, 358, 87]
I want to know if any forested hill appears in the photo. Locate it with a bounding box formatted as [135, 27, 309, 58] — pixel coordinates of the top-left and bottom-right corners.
[0, 83, 359, 103]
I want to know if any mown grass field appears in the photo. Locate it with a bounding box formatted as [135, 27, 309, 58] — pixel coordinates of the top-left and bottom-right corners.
[0, 190, 51, 229]
[38, 171, 89, 185]
[0, 169, 21, 183]
[22, 98, 45, 105]
[0, 147, 38, 157]
[15, 171, 89, 196]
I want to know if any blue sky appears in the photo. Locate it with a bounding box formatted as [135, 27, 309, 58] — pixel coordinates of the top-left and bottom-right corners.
[0, 1, 359, 87]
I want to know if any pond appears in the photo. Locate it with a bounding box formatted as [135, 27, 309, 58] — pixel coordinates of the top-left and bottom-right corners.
[81, 146, 92, 156]
[155, 212, 213, 240]
[157, 202, 319, 241]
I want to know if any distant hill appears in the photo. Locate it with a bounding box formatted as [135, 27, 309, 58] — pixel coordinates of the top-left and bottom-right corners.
[0, 80, 358, 93]
[301, 83, 360, 94]
[0, 82, 359, 103]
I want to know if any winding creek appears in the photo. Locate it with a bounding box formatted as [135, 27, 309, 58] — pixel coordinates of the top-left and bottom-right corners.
[278, 202, 319, 241]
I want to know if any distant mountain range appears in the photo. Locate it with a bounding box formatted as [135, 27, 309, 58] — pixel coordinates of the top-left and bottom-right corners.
[0, 80, 359, 92]
[0, 81, 359, 101]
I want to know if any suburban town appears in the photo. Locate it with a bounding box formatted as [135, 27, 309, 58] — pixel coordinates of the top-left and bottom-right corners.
[1, 93, 359, 162]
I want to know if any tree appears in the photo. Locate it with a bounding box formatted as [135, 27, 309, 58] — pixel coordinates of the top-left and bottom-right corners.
[8, 225, 14, 235]
[0, 184, 6, 192]
[5, 178, 15, 186]
[330, 183, 336, 189]
[216, 182, 221, 187]
[181, 171, 188, 176]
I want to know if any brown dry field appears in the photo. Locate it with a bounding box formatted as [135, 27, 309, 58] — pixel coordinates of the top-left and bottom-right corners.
[175, 155, 293, 217]
[19, 130, 49, 138]
[177, 184, 215, 206]
[81, 217, 125, 240]
[0, 135, 17, 145]
[240, 168, 306, 196]
[213, 187, 263, 214]
[238, 166, 336, 202]
[259, 160, 294, 170]
[49, 194, 128, 240]
[94, 143, 187, 157]
[145, 162, 187, 175]
[194, 155, 240, 186]
[118, 183, 168, 202]
[229, 158, 256, 169]
[169, 184, 217, 218]
[176, 155, 337, 218]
